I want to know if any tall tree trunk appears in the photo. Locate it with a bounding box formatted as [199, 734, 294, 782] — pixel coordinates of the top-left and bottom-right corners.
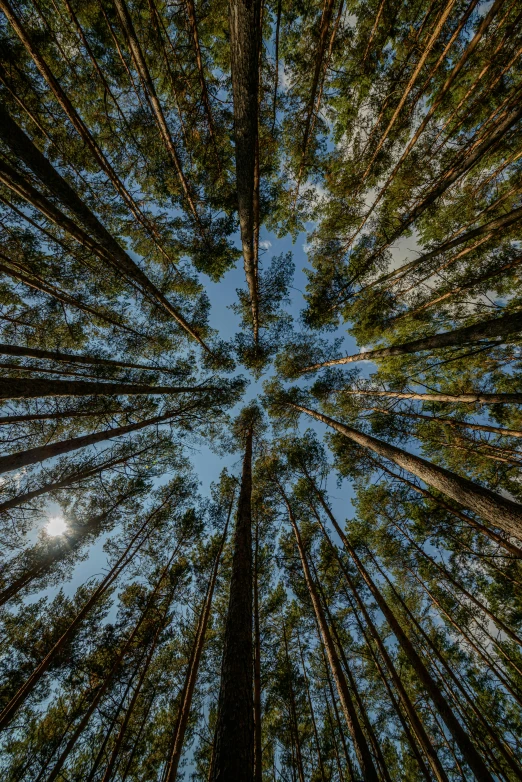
[254, 518, 263, 782]
[308, 500, 448, 782]
[45, 551, 180, 782]
[339, 388, 522, 405]
[278, 488, 379, 782]
[229, 0, 261, 339]
[0, 377, 211, 401]
[301, 309, 522, 372]
[295, 628, 326, 782]
[0, 342, 176, 373]
[283, 626, 306, 782]
[322, 647, 355, 780]
[0, 406, 198, 475]
[112, 0, 201, 228]
[0, 492, 181, 729]
[369, 405, 522, 439]
[0, 126, 207, 347]
[290, 403, 522, 538]
[210, 428, 254, 781]
[120, 690, 156, 782]
[0, 443, 153, 515]
[308, 487, 495, 782]
[163, 497, 233, 781]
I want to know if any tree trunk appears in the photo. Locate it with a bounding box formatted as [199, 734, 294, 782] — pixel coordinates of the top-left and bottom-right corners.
[295, 627, 326, 782]
[0, 126, 207, 347]
[340, 388, 522, 405]
[0, 342, 176, 373]
[367, 458, 522, 557]
[0, 377, 211, 401]
[46, 552, 180, 782]
[229, 0, 261, 339]
[0, 443, 153, 515]
[283, 626, 306, 782]
[164, 497, 233, 781]
[290, 403, 522, 538]
[210, 428, 254, 782]
[279, 489, 379, 782]
[0, 492, 180, 729]
[301, 310, 522, 372]
[370, 405, 522, 439]
[309, 500, 448, 782]
[254, 519, 263, 782]
[120, 690, 156, 782]
[308, 488, 495, 782]
[0, 407, 192, 475]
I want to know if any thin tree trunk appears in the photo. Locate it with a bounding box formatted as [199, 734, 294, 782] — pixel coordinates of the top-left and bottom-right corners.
[290, 403, 522, 538]
[278, 488, 379, 782]
[0, 151, 207, 347]
[272, 0, 282, 129]
[0, 342, 177, 373]
[112, 0, 201, 228]
[308, 488, 495, 782]
[163, 497, 233, 781]
[295, 627, 326, 782]
[254, 518, 263, 782]
[370, 405, 522, 439]
[322, 648, 355, 780]
[0, 491, 133, 606]
[120, 690, 156, 782]
[283, 626, 306, 782]
[0, 377, 211, 401]
[229, 0, 261, 340]
[339, 388, 522, 405]
[0, 442, 153, 515]
[0, 406, 197, 476]
[323, 692, 346, 782]
[301, 309, 522, 372]
[0, 491, 180, 729]
[45, 550, 180, 782]
[210, 427, 254, 781]
[185, 0, 219, 154]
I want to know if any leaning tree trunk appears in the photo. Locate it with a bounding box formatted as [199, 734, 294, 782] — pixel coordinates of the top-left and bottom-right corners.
[290, 403, 522, 538]
[301, 309, 522, 372]
[283, 626, 306, 782]
[340, 388, 522, 405]
[0, 377, 211, 401]
[163, 497, 233, 782]
[210, 427, 254, 782]
[0, 407, 194, 475]
[229, 0, 261, 340]
[279, 490, 379, 782]
[0, 442, 154, 515]
[253, 519, 263, 782]
[0, 342, 176, 372]
[0, 493, 181, 730]
[309, 488, 495, 782]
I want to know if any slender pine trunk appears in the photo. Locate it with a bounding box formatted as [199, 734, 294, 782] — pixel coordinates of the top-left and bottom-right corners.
[254, 519, 263, 782]
[0, 377, 211, 401]
[0, 342, 175, 372]
[339, 388, 522, 404]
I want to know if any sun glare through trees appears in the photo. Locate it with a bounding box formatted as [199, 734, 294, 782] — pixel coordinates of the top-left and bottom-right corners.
[0, 0, 522, 780]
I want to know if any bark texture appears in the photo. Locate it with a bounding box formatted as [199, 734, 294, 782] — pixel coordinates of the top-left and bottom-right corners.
[210, 428, 254, 782]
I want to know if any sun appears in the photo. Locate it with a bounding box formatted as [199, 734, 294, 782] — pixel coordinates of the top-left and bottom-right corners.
[45, 516, 68, 537]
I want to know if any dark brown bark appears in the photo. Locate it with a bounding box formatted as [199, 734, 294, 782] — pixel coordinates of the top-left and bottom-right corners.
[291, 403, 522, 538]
[0, 492, 178, 729]
[253, 519, 263, 782]
[301, 309, 522, 372]
[340, 388, 522, 405]
[0, 377, 211, 401]
[279, 490, 379, 782]
[210, 428, 254, 782]
[229, 0, 261, 339]
[272, 0, 282, 129]
[0, 342, 176, 373]
[164, 498, 233, 782]
[0, 117, 207, 347]
[0, 406, 189, 476]
[308, 489, 495, 782]
[0, 443, 152, 515]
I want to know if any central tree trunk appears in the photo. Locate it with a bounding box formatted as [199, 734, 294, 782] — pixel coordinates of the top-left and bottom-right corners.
[210, 427, 254, 781]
